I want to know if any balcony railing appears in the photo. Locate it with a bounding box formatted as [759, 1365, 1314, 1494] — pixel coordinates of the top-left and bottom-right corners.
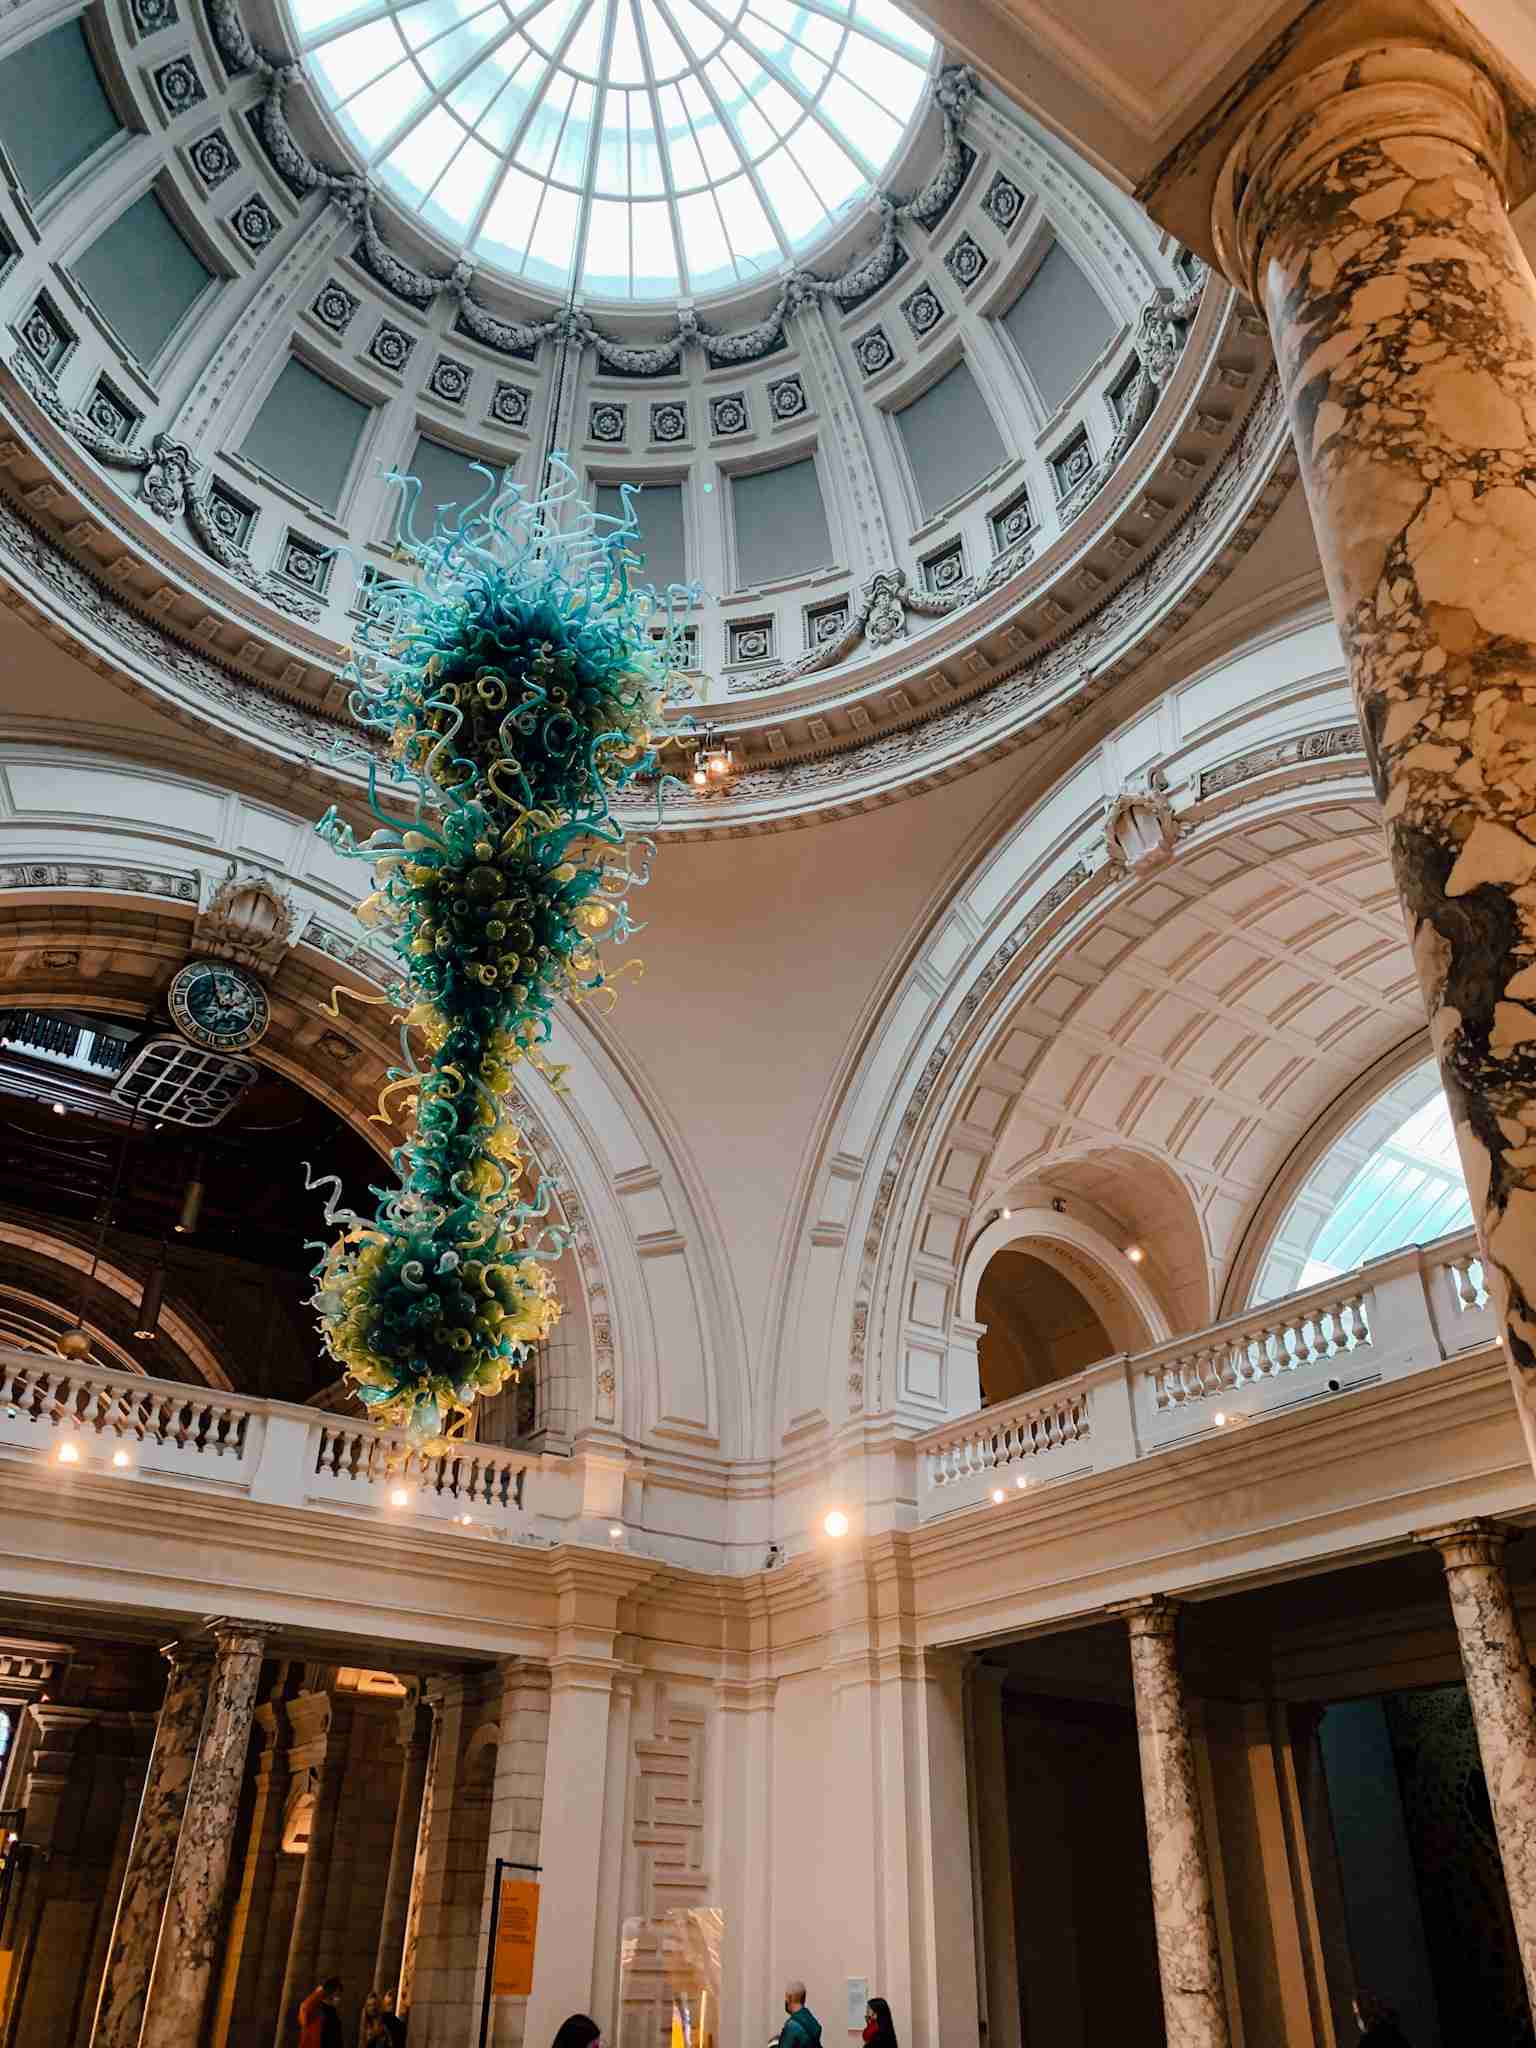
[916, 1229, 1498, 1518]
[0, 1354, 535, 1531]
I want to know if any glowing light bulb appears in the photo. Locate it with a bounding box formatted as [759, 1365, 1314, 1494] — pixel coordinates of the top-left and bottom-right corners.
[691, 768, 707, 787]
[1015, 1474, 1028, 1490]
[991, 1487, 1006, 1504]
[56, 1441, 80, 1465]
[1213, 1411, 1227, 1428]
[390, 1486, 410, 1507]
[609, 1525, 624, 1540]
[823, 1509, 849, 1538]
[111, 1448, 132, 1469]
[51, 1101, 66, 1116]
[1125, 1244, 1145, 1264]
[1001, 1206, 1012, 1220]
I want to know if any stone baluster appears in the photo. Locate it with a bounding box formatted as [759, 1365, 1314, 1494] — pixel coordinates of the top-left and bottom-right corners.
[88, 1641, 214, 2048]
[139, 1622, 266, 2048]
[1206, 42, 1536, 1466]
[1417, 1520, 1536, 2012]
[1114, 1597, 1232, 2048]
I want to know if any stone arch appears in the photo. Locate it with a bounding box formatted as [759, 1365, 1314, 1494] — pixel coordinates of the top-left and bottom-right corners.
[0, 752, 742, 1458]
[769, 608, 1416, 1451]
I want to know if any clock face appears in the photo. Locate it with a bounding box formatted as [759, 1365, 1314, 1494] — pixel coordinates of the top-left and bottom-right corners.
[168, 959, 270, 1052]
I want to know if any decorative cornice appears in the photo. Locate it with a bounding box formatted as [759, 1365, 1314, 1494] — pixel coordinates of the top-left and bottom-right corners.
[207, 0, 980, 373]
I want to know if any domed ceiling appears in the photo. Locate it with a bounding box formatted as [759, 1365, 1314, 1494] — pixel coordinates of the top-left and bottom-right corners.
[289, 0, 935, 299]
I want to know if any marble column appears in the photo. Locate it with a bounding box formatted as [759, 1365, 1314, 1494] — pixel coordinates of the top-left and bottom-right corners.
[1418, 1519, 1536, 2011]
[375, 1698, 431, 2003]
[1116, 1597, 1231, 2048]
[88, 1642, 214, 2048]
[139, 1622, 265, 2048]
[1211, 43, 1536, 1461]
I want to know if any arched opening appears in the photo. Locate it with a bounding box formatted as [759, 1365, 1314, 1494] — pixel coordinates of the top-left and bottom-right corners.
[977, 1246, 1117, 1405]
[1251, 1056, 1472, 1306]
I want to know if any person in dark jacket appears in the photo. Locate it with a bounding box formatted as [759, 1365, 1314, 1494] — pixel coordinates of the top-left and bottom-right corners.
[1353, 1992, 1411, 2048]
[778, 1982, 821, 2048]
[861, 1998, 897, 2048]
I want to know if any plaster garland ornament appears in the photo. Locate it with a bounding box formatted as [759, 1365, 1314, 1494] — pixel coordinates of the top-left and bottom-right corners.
[6, 348, 322, 622]
[202, 0, 981, 373]
[306, 458, 684, 1447]
[726, 269, 1208, 696]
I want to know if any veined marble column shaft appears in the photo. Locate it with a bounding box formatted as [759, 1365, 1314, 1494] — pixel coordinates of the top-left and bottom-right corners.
[1118, 1599, 1232, 2048]
[139, 1623, 265, 2048]
[1420, 1520, 1536, 2011]
[89, 1641, 214, 2048]
[1213, 43, 1536, 1460]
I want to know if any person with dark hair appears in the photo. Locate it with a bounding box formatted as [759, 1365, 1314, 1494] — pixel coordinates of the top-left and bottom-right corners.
[551, 2015, 604, 2048]
[1353, 1992, 1411, 2048]
[861, 1998, 897, 2048]
[299, 1978, 344, 2048]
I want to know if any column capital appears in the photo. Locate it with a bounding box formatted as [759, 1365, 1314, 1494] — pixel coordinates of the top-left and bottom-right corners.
[159, 1636, 215, 1670]
[1109, 1593, 1181, 1637]
[1212, 42, 1508, 302]
[202, 1617, 268, 1657]
[1414, 1516, 1519, 1569]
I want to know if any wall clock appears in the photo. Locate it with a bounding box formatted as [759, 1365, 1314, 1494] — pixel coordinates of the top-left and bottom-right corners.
[167, 958, 271, 1053]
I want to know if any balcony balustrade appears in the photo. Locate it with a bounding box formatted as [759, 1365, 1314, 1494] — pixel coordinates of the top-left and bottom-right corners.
[0, 1229, 1502, 1548]
[915, 1229, 1498, 1519]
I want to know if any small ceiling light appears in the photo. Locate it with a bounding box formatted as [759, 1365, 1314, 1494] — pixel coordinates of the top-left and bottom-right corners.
[823, 1509, 849, 1539]
[1125, 1244, 1145, 1264]
[56, 1441, 80, 1465]
[111, 1448, 132, 1470]
[1213, 1411, 1227, 1428]
[1001, 1206, 1012, 1220]
[990, 1487, 1006, 1504]
[457, 1512, 474, 1527]
[609, 1524, 624, 1541]
[389, 1486, 410, 1507]
[133, 1257, 165, 1342]
[1014, 1474, 1028, 1490]
[51, 1101, 66, 1117]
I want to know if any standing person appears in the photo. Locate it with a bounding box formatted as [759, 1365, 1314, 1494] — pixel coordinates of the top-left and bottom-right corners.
[550, 2018, 603, 2048]
[778, 1982, 821, 2048]
[359, 1991, 382, 2047]
[298, 1978, 345, 2048]
[861, 1999, 897, 2048]
[377, 1991, 407, 2047]
[1353, 1994, 1411, 2048]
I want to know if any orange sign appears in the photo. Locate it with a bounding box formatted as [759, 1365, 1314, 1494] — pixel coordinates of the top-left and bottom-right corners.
[492, 1877, 540, 1997]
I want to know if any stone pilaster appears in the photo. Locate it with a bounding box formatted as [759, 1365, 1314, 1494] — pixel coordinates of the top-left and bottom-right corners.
[138, 1623, 265, 2048]
[1115, 1598, 1231, 2048]
[1418, 1519, 1536, 2010]
[1211, 42, 1536, 1462]
[88, 1642, 213, 2048]
[396, 1692, 442, 2018]
[272, 1691, 354, 2047]
[375, 1699, 431, 2003]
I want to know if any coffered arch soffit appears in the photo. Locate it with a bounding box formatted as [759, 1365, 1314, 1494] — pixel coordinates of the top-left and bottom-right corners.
[767, 610, 1419, 1444]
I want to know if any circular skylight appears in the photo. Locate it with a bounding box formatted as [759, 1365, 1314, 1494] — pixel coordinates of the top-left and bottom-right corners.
[290, 0, 937, 301]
